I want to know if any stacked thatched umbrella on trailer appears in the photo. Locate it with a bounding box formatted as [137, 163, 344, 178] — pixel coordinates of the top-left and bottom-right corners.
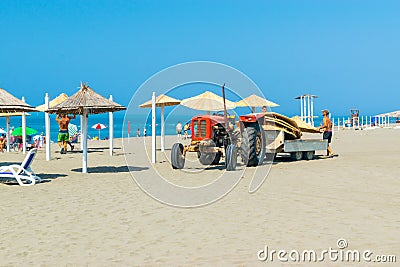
[46, 83, 126, 173]
[0, 88, 37, 152]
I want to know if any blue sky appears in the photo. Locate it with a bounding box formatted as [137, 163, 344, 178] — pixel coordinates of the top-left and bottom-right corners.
[1, 0, 399, 116]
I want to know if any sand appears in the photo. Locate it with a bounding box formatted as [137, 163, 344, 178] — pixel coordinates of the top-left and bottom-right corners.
[1, 128, 399, 266]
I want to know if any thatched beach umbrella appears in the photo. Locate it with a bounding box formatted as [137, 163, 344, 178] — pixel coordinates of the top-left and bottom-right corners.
[180, 91, 236, 113]
[139, 94, 181, 151]
[0, 88, 37, 113]
[47, 83, 126, 173]
[235, 94, 279, 112]
[0, 88, 37, 153]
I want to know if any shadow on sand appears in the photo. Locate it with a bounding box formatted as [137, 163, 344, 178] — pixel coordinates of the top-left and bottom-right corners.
[0, 173, 68, 185]
[71, 165, 149, 173]
[37, 173, 69, 183]
[0, 162, 20, 167]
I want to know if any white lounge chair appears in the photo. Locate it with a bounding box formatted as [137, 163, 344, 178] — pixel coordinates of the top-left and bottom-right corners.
[0, 148, 41, 186]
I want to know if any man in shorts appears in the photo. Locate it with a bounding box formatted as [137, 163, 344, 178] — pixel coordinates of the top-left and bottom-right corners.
[56, 113, 76, 154]
[318, 109, 334, 157]
[176, 121, 182, 139]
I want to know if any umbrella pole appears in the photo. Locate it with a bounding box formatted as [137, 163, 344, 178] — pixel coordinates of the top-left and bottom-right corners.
[161, 105, 165, 152]
[151, 92, 156, 163]
[82, 109, 88, 173]
[109, 95, 114, 156]
[80, 115, 83, 150]
[45, 93, 51, 161]
[22, 96, 26, 154]
[6, 117, 10, 152]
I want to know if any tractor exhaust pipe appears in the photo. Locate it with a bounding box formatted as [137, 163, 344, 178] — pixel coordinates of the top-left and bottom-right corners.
[221, 83, 229, 131]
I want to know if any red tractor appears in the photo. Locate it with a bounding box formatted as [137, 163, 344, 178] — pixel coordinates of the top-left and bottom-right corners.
[170, 86, 323, 171]
[171, 114, 239, 171]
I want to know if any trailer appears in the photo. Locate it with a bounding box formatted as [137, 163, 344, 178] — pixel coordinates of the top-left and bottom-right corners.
[263, 129, 328, 161]
[283, 139, 328, 160]
[239, 112, 328, 166]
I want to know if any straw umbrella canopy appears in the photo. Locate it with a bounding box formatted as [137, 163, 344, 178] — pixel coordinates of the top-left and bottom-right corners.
[235, 94, 279, 112]
[0, 88, 37, 113]
[180, 91, 236, 112]
[0, 88, 37, 153]
[46, 83, 126, 173]
[139, 94, 181, 108]
[389, 110, 400, 117]
[0, 112, 31, 117]
[35, 93, 68, 111]
[47, 84, 126, 115]
[139, 94, 181, 151]
[376, 110, 400, 117]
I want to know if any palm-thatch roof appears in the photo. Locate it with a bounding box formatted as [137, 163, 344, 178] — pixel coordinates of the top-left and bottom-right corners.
[0, 88, 37, 113]
[139, 94, 181, 108]
[46, 83, 126, 115]
[36, 93, 69, 112]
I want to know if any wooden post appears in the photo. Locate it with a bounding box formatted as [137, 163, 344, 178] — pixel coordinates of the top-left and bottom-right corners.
[45, 93, 51, 161]
[109, 95, 114, 156]
[82, 109, 88, 173]
[5, 116, 10, 152]
[22, 96, 26, 154]
[161, 105, 165, 152]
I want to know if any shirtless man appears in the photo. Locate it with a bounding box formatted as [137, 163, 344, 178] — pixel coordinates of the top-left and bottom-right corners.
[318, 109, 334, 157]
[262, 106, 267, 112]
[56, 113, 76, 154]
[0, 134, 6, 152]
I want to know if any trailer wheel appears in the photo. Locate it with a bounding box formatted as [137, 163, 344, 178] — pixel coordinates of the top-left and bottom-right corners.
[290, 151, 303, 161]
[241, 124, 266, 167]
[225, 144, 237, 171]
[303, 151, 315, 160]
[199, 152, 221, 165]
[171, 143, 185, 169]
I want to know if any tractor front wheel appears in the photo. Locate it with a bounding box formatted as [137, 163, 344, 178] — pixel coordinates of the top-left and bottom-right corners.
[171, 143, 185, 169]
[225, 144, 237, 171]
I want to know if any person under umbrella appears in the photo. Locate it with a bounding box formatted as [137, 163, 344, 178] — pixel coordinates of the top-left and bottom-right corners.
[56, 113, 76, 154]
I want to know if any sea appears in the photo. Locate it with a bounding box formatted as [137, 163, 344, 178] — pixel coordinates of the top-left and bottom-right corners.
[1, 111, 395, 142]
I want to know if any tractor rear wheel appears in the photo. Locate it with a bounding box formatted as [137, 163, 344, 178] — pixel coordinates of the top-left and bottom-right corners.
[171, 143, 185, 169]
[225, 144, 237, 171]
[241, 124, 266, 167]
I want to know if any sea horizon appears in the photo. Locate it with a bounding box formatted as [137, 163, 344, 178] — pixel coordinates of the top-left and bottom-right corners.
[1, 110, 396, 142]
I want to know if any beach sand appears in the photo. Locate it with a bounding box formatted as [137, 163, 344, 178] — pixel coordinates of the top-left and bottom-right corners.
[1, 128, 399, 266]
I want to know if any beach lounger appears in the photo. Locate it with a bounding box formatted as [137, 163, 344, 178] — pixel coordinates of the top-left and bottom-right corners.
[0, 148, 41, 186]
